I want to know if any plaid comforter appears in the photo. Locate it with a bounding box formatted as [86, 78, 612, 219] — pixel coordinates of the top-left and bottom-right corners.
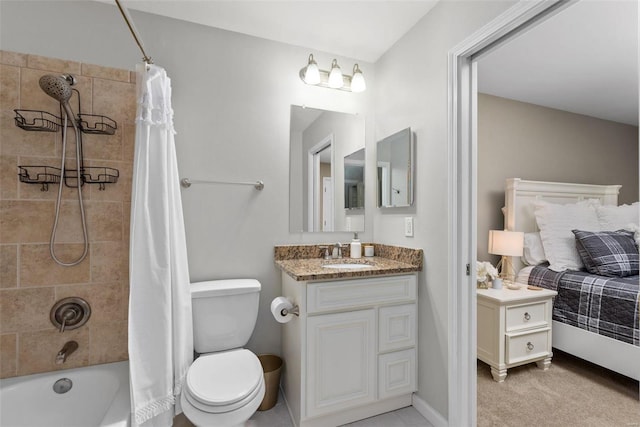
[529, 265, 639, 346]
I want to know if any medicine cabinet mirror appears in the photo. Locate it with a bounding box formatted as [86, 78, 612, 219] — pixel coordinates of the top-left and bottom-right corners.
[344, 148, 365, 210]
[289, 105, 365, 233]
[376, 127, 414, 208]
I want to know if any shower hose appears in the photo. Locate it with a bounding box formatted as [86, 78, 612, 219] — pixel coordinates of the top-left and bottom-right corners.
[50, 112, 89, 266]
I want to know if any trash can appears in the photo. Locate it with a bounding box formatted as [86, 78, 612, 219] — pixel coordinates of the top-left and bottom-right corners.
[257, 354, 283, 411]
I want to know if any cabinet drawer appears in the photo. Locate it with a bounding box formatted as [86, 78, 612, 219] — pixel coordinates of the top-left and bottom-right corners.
[379, 304, 416, 352]
[308, 275, 416, 314]
[506, 328, 551, 365]
[506, 301, 548, 332]
[378, 349, 416, 399]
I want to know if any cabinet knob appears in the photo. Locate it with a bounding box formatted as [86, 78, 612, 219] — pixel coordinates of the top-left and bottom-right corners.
[524, 312, 531, 321]
[526, 342, 534, 351]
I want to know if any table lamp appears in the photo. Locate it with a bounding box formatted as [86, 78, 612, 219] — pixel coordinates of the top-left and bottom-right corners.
[488, 230, 524, 282]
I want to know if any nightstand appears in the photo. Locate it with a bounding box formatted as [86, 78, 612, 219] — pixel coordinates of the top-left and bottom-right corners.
[477, 286, 557, 382]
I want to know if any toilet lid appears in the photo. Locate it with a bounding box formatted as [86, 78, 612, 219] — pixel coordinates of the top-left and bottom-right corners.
[186, 349, 263, 407]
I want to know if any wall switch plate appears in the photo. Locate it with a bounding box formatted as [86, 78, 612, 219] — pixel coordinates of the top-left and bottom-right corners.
[404, 217, 414, 237]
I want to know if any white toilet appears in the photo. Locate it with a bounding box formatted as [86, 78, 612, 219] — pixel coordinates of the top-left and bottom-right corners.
[180, 279, 265, 427]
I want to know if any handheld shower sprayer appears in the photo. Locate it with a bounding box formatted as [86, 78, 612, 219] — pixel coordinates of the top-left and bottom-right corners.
[39, 74, 89, 267]
[39, 74, 77, 124]
[39, 74, 75, 103]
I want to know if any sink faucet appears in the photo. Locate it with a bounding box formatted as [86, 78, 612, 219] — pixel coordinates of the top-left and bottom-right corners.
[56, 340, 78, 365]
[332, 243, 343, 259]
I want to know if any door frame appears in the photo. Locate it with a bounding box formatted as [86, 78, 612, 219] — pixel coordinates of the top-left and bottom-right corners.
[447, 1, 573, 425]
[322, 176, 334, 231]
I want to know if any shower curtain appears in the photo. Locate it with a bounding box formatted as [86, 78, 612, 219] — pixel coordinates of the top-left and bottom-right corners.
[129, 64, 193, 427]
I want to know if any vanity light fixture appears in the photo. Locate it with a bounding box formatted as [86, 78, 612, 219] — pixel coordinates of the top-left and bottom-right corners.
[299, 54, 366, 92]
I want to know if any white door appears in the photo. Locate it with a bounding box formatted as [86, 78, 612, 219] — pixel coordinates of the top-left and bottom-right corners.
[306, 309, 376, 418]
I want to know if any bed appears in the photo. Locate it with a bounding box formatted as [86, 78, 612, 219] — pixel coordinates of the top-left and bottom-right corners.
[504, 178, 639, 382]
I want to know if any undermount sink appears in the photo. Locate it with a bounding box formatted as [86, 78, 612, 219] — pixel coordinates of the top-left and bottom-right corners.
[322, 263, 371, 270]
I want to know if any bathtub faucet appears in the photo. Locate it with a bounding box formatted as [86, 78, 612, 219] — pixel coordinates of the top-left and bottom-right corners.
[56, 340, 79, 364]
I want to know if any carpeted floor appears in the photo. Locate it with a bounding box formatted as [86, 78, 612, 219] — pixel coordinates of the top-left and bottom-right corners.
[477, 350, 640, 427]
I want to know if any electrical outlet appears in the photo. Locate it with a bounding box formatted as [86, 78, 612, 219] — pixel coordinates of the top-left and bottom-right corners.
[404, 217, 414, 237]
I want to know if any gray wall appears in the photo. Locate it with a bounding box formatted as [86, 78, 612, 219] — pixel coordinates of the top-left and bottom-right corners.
[372, 1, 514, 418]
[477, 93, 639, 264]
[1, 0, 375, 356]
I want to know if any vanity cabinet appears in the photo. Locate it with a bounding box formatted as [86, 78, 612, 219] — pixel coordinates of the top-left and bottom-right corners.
[281, 273, 418, 427]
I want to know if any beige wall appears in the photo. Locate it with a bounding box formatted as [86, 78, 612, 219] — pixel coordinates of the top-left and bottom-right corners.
[0, 51, 134, 378]
[477, 93, 639, 264]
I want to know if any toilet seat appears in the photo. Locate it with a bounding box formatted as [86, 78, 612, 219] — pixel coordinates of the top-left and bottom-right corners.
[184, 349, 264, 413]
[181, 379, 265, 427]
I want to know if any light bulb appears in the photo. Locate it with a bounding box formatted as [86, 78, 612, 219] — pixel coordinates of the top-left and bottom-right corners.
[351, 64, 366, 93]
[304, 54, 320, 85]
[328, 59, 343, 89]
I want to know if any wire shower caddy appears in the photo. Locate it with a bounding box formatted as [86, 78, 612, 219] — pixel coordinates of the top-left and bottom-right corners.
[14, 90, 120, 191]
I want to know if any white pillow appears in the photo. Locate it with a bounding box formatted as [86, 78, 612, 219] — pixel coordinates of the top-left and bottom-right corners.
[515, 266, 535, 285]
[534, 199, 601, 272]
[596, 202, 639, 230]
[623, 223, 640, 246]
[522, 232, 547, 266]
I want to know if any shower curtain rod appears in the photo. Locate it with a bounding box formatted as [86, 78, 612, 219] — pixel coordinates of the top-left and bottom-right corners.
[115, 0, 153, 64]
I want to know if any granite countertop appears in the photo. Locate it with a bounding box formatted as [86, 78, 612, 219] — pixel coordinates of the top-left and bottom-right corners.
[274, 244, 423, 281]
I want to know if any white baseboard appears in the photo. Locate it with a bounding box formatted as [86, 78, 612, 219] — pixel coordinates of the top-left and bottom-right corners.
[281, 387, 448, 427]
[412, 393, 448, 427]
[279, 385, 298, 427]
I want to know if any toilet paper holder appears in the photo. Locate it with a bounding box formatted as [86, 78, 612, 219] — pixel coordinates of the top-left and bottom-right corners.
[280, 305, 299, 317]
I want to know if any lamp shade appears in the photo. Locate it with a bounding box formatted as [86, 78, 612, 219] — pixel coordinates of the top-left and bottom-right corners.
[303, 54, 320, 84]
[328, 59, 344, 89]
[304, 63, 320, 84]
[351, 64, 366, 93]
[488, 230, 524, 256]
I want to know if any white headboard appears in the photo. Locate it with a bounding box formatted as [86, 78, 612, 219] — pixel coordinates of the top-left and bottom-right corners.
[504, 178, 621, 272]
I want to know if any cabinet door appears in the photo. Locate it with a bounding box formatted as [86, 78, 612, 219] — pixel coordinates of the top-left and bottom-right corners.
[306, 309, 376, 418]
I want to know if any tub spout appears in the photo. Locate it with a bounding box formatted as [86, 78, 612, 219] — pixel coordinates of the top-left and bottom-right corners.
[56, 340, 78, 364]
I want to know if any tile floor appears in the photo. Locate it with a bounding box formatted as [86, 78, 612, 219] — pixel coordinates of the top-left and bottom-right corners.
[174, 393, 434, 427]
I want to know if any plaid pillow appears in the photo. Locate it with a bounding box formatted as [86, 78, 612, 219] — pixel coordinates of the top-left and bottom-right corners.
[572, 229, 639, 277]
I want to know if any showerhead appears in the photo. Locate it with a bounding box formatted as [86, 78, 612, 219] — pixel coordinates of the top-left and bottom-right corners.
[38, 74, 75, 103]
[39, 74, 78, 125]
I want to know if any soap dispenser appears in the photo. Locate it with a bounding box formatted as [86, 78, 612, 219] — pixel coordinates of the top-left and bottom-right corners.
[350, 232, 361, 259]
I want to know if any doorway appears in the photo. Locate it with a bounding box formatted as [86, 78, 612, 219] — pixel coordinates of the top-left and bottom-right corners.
[447, 1, 573, 425]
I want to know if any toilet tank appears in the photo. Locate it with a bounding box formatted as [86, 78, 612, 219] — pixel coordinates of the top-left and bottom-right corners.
[191, 279, 261, 354]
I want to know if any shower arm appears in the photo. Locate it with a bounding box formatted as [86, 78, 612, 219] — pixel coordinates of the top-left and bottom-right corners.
[115, 0, 153, 65]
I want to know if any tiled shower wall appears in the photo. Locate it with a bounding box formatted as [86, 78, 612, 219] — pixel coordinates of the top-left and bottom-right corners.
[0, 51, 135, 378]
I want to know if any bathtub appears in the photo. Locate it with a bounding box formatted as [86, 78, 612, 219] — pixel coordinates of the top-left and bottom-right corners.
[0, 361, 130, 427]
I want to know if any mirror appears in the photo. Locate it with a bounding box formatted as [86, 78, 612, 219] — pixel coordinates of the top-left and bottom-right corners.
[344, 148, 365, 210]
[289, 105, 365, 233]
[376, 127, 414, 208]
